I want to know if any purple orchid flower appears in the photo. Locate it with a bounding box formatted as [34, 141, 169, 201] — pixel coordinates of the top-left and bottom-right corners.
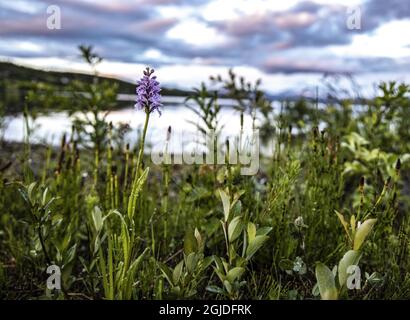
[135, 67, 162, 115]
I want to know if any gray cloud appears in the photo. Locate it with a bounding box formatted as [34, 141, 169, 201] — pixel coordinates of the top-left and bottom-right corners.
[0, 0, 409, 76]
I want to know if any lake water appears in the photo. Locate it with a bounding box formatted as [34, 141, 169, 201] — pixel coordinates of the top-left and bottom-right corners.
[2, 96, 270, 153]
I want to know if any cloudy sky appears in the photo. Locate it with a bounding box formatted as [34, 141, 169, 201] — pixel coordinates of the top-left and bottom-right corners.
[1, 0, 410, 95]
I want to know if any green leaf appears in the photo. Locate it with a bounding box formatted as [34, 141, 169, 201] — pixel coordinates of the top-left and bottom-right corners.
[200, 256, 214, 272]
[312, 283, 320, 297]
[41, 187, 49, 206]
[335, 210, 350, 237]
[185, 252, 197, 274]
[127, 167, 149, 219]
[219, 189, 230, 222]
[315, 262, 338, 300]
[231, 190, 245, 209]
[256, 227, 272, 236]
[213, 255, 224, 273]
[63, 243, 77, 266]
[172, 260, 184, 285]
[128, 247, 149, 278]
[194, 228, 203, 249]
[246, 235, 269, 260]
[206, 285, 224, 294]
[184, 229, 197, 255]
[91, 206, 103, 233]
[247, 222, 256, 242]
[226, 267, 245, 283]
[231, 200, 242, 216]
[158, 262, 173, 286]
[338, 250, 362, 288]
[354, 219, 377, 250]
[27, 182, 37, 203]
[223, 280, 232, 294]
[228, 216, 243, 242]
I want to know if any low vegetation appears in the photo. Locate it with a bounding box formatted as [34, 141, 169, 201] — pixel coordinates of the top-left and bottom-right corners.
[0, 48, 409, 300]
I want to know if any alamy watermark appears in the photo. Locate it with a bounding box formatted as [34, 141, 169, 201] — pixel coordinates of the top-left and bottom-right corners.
[150, 129, 260, 176]
[46, 264, 61, 291]
[346, 6, 362, 30]
[346, 265, 361, 290]
[46, 5, 61, 30]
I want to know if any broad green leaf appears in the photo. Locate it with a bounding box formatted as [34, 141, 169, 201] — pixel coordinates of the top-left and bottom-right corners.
[312, 283, 320, 296]
[219, 189, 230, 222]
[231, 200, 242, 216]
[223, 280, 232, 294]
[228, 216, 243, 242]
[350, 215, 356, 234]
[171, 286, 181, 296]
[63, 243, 77, 266]
[92, 206, 103, 233]
[354, 219, 377, 250]
[338, 250, 362, 288]
[27, 182, 37, 202]
[231, 190, 245, 209]
[184, 229, 197, 254]
[206, 285, 224, 294]
[158, 262, 173, 286]
[247, 222, 256, 242]
[200, 256, 214, 272]
[194, 228, 202, 249]
[246, 235, 269, 260]
[226, 267, 245, 283]
[256, 227, 272, 236]
[185, 252, 197, 274]
[332, 265, 338, 277]
[172, 260, 184, 285]
[213, 255, 224, 273]
[42, 187, 48, 206]
[315, 262, 338, 300]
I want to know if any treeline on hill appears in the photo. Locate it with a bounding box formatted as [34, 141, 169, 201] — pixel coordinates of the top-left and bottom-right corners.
[0, 60, 190, 114]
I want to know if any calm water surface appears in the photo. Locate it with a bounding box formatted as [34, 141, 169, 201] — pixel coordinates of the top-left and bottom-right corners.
[3, 96, 267, 152]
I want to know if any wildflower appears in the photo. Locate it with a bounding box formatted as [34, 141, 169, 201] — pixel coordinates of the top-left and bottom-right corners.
[294, 216, 308, 228]
[135, 67, 162, 115]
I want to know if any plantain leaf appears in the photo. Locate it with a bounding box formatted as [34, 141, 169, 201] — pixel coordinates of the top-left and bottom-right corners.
[184, 252, 195, 273]
[27, 182, 37, 203]
[246, 235, 269, 260]
[194, 228, 203, 249]
[354, 219, 377, 250]
[228, 216, 243, 242]
[219, 189, 230, 222]
[256, 227, 272, 236]
[172, 260, 184, 285]
[226, 267, 245, 283]
[184, 229, 197, 255]
[338, 250, 362, 288]
[247, 222, 256, 243]
[158, 262, 174, 286]
[206, 285, 224, 294]
[315, 262, 338, 300]
[223, 280, 232, 294]
[91, 206, 103, 233]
